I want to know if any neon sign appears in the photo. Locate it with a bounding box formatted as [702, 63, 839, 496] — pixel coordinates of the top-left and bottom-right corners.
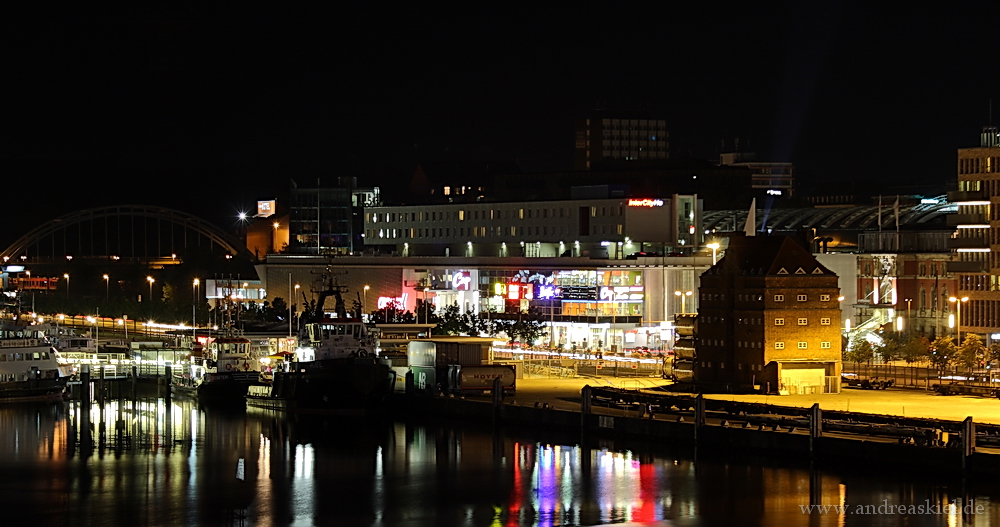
[452, 271, 472, 291]
[537, 285, 560, 300]
[627, 198, 663, 207]
[377, 293, 409, 309]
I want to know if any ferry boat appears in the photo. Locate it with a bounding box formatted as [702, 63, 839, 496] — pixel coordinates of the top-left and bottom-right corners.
[0, 300, 69, 402]
[246, 277, 393, 412]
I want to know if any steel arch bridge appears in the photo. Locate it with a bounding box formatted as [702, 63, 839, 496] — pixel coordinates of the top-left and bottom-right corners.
[1, 205, 250, 265]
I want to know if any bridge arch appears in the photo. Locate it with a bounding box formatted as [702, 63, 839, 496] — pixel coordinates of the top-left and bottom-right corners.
[2, 205, 250, 264]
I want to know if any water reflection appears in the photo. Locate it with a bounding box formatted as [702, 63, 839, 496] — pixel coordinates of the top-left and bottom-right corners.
[0, 399, 997, 526]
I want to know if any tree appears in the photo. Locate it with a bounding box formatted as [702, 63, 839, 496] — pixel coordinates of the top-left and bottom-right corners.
[845, 338, 874, 366]
[928, 336, 956, 371]
[437, 304, 465, 335]
[900, 336, 930, 364]
[958, 333, 986, 370]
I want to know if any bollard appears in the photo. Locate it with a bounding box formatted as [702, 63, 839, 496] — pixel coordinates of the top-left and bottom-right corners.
[693, 394, 705, 443]
[80, 365, 91, 409]
[405, 370, 414, 396]
[165, 364, 172, 401]
[963, 416, 975, 472]
[809, 403, 822, 457]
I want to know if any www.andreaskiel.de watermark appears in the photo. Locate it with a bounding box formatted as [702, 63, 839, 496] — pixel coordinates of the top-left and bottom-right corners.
[800, 499, 986, 516]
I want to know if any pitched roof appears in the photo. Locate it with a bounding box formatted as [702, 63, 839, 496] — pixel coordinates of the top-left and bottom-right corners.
[708, 235, 836, 277]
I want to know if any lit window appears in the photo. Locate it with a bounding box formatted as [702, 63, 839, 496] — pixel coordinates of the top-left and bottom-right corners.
[774, 342, 785, 350]
[774, 295, 784, 302]
[774, 318, 785, 326]
[820, 294, 830, 301]
[820, 318, 831, 325]
[797, 318, 808, 326]
[797, 294, 807, 301]
[797, 342, 808, 349]
[821, 342, 832, 349]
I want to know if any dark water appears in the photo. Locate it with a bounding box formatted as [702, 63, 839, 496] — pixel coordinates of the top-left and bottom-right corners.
[1, 399, 999, 527]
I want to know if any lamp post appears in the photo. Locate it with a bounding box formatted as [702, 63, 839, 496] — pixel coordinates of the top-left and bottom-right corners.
[192, 278, 200, 344]
[706, 242, 720, 265]
[63, 273, 70, 299]
[904, 297, 912, 339]
[675, 290, 693, 315]
[103, 274, 109, 300]
[288, 273, 294, 337]
[363, 285, 370, 316]
[949, 296, 969, 346]
[147, 276, 155, 303]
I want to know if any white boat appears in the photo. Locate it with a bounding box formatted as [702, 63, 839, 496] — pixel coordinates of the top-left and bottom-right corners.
[0, 320, 69, 403]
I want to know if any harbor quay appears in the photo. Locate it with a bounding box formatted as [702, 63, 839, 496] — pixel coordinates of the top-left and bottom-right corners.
[391, 377, 1000, 477]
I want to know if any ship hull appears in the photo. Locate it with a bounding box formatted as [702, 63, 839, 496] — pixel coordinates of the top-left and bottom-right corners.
[245, 358, 393, 412]
[197, 372, 265, 406]
[0, 377, 68, 403]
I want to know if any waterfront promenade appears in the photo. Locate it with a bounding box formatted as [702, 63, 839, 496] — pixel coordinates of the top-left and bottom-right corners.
[506, 376, 1000, 424]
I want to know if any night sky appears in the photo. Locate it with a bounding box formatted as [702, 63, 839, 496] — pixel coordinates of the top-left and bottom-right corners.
[5, 5, 998, 247]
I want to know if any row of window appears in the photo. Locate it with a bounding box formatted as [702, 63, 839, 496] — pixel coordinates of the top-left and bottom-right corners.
[958, 156, 999, 174]
[705, 293, 832, 302]
[367, 223, 617, 240]
[774, 341, 832, 350]
[369, 205, 634, 225]
[699, 339, 832, 350]
[774, 317, 832, 326]
[699, 361, 764, 371]
[0, 352, 50, 362]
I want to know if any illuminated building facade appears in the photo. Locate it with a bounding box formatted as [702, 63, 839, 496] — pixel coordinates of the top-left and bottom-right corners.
[287, 178, 379, 255]
[695, 235, 842, 394]
[362, 195, 701, 258]
[255, 254, 710, 352]
[950, 126, 1000, 337]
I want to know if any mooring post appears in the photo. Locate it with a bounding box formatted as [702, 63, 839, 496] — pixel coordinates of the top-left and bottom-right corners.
[80, 365, 91, 408]
[165, 364, 172, 401]
[581, 385, 592, 433]
[962, 416, 975, 473]
[809, 403, 822, 457]
[405, 370, 414, 396]
[493, 377, 503, 422]
[694, 394, 705, 443]
[131, 364, 138, 400]
[97, 362, 105, 405]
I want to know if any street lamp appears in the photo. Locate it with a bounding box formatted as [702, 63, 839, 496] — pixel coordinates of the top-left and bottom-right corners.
[706, 242, 720, 265]
[193, 278, 200, 344]
[147, 276, 155, 303]
[363, 285, 370, 315]
[63, 273, 70, 299]
[949, 296, 969, 346]
[675, 290, 693, 314]
[103, 274, 109, 300]
[903, 297, 912, 338]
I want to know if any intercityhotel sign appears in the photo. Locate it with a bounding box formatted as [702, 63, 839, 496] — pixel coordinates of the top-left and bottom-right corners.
[627, 198, 663, 207]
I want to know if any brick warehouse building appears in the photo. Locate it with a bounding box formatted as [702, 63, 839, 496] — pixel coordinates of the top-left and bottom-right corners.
[695, 235, 842, 394]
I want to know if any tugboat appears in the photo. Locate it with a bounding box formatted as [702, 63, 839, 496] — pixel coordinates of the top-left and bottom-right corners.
[197, 322, 265, 406]
[246, 276, 393, 413]
[0, 293, 69, 402]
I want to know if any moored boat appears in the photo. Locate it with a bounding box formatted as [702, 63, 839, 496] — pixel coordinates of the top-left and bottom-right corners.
[197, 333, 266, 405]
[0, 296, 68, 402]
[246, 276, 393, 412]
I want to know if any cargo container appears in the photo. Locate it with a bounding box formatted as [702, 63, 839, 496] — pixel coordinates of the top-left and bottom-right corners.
[449, 364, 516, 395]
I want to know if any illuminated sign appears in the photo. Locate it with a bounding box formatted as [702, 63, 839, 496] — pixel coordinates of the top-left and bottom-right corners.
[537, 285, 560, 300]
[766, 189, 782, 196]
[599, 286, 644, 301]
[256, 200, 276, 217]
[627, 198, 664, 207]
[377, 293, 409, 310]
[452, 272, 472, 291]
[508, 284, 520, 300]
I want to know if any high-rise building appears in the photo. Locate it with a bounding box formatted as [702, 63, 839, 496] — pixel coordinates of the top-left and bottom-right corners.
[949, 126, 1000, 337]
[288, 178, 379, 255]
[574, 116, 669, 171]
